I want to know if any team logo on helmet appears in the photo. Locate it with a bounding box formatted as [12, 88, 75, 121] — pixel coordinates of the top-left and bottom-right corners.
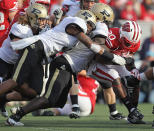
[31, 8, 41, 14]
[81, 12, 93, 19]
[100, 9, 110, 17]
[120, 21, 142, 49]
[122, 22, 131, 32]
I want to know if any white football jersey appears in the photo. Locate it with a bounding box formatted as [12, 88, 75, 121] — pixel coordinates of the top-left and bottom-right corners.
[0, 23, 33, 64]
[10, 17, 87, 60]
[63, 0, 80, 16]
[63, 22, 109, 73]
[64, 43, 95, 73]
[39, 16, 87, 58]
[92, 22, 109, 38]
[0, 38, 19, 64]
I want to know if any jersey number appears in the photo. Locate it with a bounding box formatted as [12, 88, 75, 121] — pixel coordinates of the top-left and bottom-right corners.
[0, 12, 5, 31]
[108, 31, 116, 40]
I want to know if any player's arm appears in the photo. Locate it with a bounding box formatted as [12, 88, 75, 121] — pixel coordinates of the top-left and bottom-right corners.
[9, 10, 18, 22]
[92, 36, 110, 51]
[65, 24, 126, 65]
[8, 0, 18, 22]
[9, 33, 22, 42]
[65, 24, 104, 53]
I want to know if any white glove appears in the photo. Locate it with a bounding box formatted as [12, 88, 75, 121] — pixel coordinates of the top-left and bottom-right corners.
[112, 54, 126, 66]
[131, 68, 140, 80]
[50, 5, 63, 19]
[53, 8, 63, 19]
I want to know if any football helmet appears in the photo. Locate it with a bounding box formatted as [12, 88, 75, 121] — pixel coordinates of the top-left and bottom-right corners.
[120, 21, 142, 49]
[26, 3, 49, 29]
[90, 3, 114, 23]
[75, 10, 96, 30]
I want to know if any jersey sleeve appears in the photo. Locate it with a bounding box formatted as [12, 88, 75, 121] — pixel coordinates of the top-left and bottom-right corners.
[10, 23, 33, 39]
[92, 22, 109, 38]
[105, 38, 114, 49]
[0, 0, 18, 11]
[66, 17, 87, 34]
[105, 28, 120, 50]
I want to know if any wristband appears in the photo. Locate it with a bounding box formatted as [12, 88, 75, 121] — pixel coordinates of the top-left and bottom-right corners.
[90, 43, 102, 53]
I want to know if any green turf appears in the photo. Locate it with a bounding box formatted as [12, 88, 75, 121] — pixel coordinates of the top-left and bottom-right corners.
[0, 104, 154, 131]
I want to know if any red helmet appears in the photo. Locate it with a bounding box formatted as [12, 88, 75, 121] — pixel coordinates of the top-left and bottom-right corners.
[120, 21, 142, 49]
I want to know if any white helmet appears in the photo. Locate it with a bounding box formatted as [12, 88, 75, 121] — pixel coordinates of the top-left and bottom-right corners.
[120, 21, 142, 48]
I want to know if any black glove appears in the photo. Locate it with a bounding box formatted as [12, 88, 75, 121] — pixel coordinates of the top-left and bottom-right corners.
[125, 57, 135, 66]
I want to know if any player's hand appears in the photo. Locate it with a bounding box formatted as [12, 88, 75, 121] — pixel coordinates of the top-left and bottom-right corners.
[125, 57, 135, 66]
[53, 8, 63, 19]
[131, 68, 140, 80]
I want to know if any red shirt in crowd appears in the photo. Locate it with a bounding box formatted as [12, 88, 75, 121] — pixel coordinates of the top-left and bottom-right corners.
[120, 9, 137, 21]
[0, 0, 18, 46]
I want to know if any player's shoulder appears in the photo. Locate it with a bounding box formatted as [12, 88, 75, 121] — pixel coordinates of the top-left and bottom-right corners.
[63, 16, 87, 32]
[10, 22, 33, 38]
[63, 16, 85, 24]
[92, 22, 109, 38]
[109, 27, 120, 35]
[0, 0, 18, 11]
[106, 28, 120, 49]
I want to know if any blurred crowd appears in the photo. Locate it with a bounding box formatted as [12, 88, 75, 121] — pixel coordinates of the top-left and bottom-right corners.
[138, 24, 154, 103]
[101, 0, 154, 22]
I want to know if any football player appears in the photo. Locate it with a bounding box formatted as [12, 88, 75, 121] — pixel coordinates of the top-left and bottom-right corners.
[5, 4, 127, 126]
[87, 20, 144, 124]
[2, 9, 97, 126]
[0, 3, 49, 117]
[53, 70, 99, 117]
[131, 67, 154, 126]
[62, 2, 127, 119]
[0, 0, 51, 47]
[61, 0, 98, 118]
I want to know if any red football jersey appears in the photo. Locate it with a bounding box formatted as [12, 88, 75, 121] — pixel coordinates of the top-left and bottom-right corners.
[77, 75, 99, 114]
[0, 0, 18, 45]
[105, 28, 140, 57]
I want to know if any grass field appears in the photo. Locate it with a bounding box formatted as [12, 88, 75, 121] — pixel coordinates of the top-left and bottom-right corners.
[0, 104, 154, 131]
